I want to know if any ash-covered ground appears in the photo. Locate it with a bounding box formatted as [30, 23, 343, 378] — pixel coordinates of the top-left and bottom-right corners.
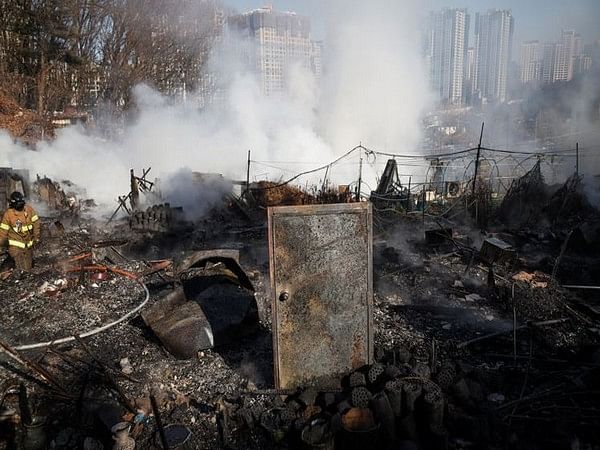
[1, 197, 600, 450]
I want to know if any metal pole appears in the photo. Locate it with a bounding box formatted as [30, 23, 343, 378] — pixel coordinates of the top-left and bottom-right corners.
[356, 157, 363, 201]
[245, 150, 251, 196]
[422, 187, 426, 222]
[575, 142, 579, 175]
[321, 165, 330, 198]
[472, 122, 485, 196]
[407, 176, 412, 212]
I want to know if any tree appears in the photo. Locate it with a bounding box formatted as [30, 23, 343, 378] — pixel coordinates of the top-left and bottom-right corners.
[98, 0, 221, 113]
[0, 0, 223, 119]
[6, 0, 81, 113]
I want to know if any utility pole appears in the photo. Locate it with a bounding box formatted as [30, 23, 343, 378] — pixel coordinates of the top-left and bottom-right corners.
[422, 187, 426, 222]
[575, 142, 579, 175]
[321, 165, 330, 198]
[356, 157, 363, 202]
[407, 176, 412, 212]
[471, 122, 485, 196]
[245, 150, 251, 197]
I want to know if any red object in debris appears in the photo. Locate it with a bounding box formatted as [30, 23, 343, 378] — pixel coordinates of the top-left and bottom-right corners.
[91, 271, 111, 282]
[64, 265, 139, 280]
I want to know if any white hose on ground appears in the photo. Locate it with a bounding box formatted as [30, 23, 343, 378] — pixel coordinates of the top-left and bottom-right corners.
[12, 279, 150, 351]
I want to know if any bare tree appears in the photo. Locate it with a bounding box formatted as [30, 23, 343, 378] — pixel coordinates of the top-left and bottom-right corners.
[0, 0, 223, 119]
[98, 0, 221, 113]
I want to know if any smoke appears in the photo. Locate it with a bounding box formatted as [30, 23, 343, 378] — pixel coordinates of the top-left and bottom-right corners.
[320, 0, 432, 153]
[583, 175, 600, 209]
[0, 0, 432, 219]
[159, 168, 234, 220]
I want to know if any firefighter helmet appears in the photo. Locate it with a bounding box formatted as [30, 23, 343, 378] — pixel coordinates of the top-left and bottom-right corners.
[9, 191, 26, 211]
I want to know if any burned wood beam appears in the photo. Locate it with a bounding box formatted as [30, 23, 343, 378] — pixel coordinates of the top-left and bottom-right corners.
[150, 393, 169, 450]
[0, 338, 66, 392]
[130, 169, 140, 211]
[561, 285, 600, 290]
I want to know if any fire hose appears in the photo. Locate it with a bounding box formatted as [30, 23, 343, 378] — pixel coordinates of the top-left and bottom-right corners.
[11, 266, 150, 352]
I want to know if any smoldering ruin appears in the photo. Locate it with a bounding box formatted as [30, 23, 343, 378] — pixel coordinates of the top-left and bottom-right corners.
[1, 0, 600, 449]
[1, 134, 600, 450]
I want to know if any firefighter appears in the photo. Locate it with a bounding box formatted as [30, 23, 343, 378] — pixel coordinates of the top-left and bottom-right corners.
[0, 192, 41, 273]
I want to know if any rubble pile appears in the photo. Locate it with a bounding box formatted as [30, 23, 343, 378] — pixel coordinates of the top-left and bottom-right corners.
[31, 176, 96, 219]
[129, 204, 185, 232]
[248, 182, 314, 208]
[218, 363, 448, 450]
[247, 182, 354, 209]
[1, 173, 600, 449]
[1, 261, 145, 345]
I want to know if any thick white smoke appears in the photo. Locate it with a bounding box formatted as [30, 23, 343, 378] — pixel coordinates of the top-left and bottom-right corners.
[319, 0, 432, 153]
[0, 0, 432, 219]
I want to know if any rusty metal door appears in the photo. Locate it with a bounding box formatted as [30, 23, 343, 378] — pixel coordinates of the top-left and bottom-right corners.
[268, 203, 373, 390]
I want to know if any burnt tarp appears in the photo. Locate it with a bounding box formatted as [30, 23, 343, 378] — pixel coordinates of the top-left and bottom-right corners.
[268, 203, 373, 390]
[141, 250, 258, 359]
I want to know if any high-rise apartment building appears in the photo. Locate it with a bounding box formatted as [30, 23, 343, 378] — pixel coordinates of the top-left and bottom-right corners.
[540, 30, 584, 83]
[583, 41, 600, 71]
[560, 30, 582, 80]
[227, 6, 321, 96]
[574, 54, 592, 75]
[541, 42, 560, 84]
[424, 8, 470, 106]
[462, 47, 476, 104]
[472, 9, 514, 103]
[519, 40, 540, 84]
[465, 47, 476, 82]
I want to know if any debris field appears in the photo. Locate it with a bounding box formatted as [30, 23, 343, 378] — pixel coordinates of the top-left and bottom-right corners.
[1, 169, 600, 450]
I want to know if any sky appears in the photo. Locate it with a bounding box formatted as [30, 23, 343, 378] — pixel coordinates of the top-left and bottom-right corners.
[227, 0, 600, 48]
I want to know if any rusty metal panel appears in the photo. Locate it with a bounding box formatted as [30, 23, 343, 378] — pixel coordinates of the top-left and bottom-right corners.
[268, 203, 373, 390]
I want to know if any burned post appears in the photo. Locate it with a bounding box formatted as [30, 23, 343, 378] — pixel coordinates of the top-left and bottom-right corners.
[130, 169, 140, 212]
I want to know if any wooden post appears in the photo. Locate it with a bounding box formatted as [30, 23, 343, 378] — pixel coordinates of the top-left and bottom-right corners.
[130, 169, 140, 211]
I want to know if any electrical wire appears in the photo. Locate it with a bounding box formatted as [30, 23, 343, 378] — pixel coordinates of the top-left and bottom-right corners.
[247, 140, 598, 193]
[249, 145, 364, 191]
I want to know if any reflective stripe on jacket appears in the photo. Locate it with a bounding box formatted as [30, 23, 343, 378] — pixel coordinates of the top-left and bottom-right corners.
[8, 239, 34, 249]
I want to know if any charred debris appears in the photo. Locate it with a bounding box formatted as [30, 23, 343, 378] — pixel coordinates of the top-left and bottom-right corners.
[1, 145, 600, 450]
